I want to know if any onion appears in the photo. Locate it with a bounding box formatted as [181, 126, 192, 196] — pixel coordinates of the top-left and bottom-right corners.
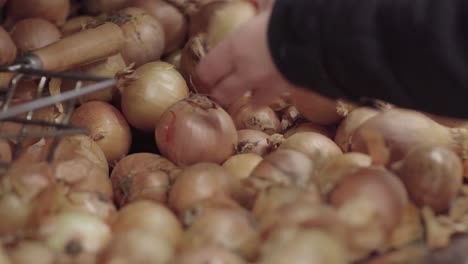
[385, 202, 423, 250]
[189, 0, 255, 46]
[70, 101, 132, 164]
[284, 122, 334, 139]
[107, 7, 165, 67]
[279, 132, 343, 171]
[164, 49, 182, 69]
[172, 246, 246, 264]
[181, 206, 258, 260]
[8, 241, 55, 264]
[180, 195, 243, 226]
[99, 229, 175, 264]
[111, 153, 180, 207]
[121, 61, 189, 132]
[5, 0, 70, 26]
[223, 153, 262, 180]
[38, 210, 112, 261]
[169, 162, 241, 215]
[236, 129, 270, 156]
[0, 26, 17, 65]
[392, 145, 463, 213]
[127, 0, 187, 53]
[290, 88, 355, 125]
[77, 53, 127, 104]
[350, 109, 468, 165]
[112, 201, 183, 247]
[334, 107, 379, 152]
[82, 0, 129, 14]
[155, 94, 238, 166]
[314, 152, 372, 196]
[60, 191, 118, 224]
[0, 140, 12, 163]
[228, 94, 281, 135]
[10, 18, 62, 55]
[179, 34, 208, 92]
[12, 80, 37, 102]
[60, 16, 97, 36]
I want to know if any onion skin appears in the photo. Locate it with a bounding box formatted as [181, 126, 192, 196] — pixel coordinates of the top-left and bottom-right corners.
[180, 196, 243, 227]
[8, 241, 55, 264]
[5, 0, 70, 26]
[10, 18, 62, 55]
[128, 0, 188, 53]
[0, 26, 17, 65]
[164, 49, 182, 69]
[284, 122, 334, 139]
[236, 129, 270, 156]
[155, 94, 238, 166]
[111, 153, 180, 207]
[335, 107, 379, 152]
[222, 153, 262, 180]
[121, 61, 189, 132]
[172, 246, 246, 264]
[60, 16, 97, 36]
[392, 145, 463, 213]
[179, 34, 208, 92]
[60, 191, 118, 224]
[109, 7, 166, 67]
[112, 201, 183, 247]
[70, 101, 132, 164]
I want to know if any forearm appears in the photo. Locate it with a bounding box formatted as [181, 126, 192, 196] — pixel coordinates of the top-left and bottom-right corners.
[267, 0, 468, 119]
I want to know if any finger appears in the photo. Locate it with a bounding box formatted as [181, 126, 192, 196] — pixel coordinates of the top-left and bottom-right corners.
[196, 36, 236, 87]
[210, 73, 248, 108]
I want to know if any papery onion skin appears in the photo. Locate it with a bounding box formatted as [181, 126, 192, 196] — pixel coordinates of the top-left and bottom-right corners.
[82, 0, 129, 14]
[60, 191, 118, 224]
[164, 49, 182, 69]
[108, 7, 166, 67]
[236, 129, 270, 156]
[172, 246, 246, 264]
[179, 34, 208, 92]
[393, 145, 463, 213]
[284, 122, 334, 139]
[128, 0, 188, 53]
[155, 94, 238, 166]
[0, 26, 17, 65]
[10, 18, 62, 55]
[112, 201, 183, 247]
[334, 107, 379, 152]
[111, 153, 179, 207]
[169, 162, 240, 215]
[121, 61, 189, 132]
[6, 0, 70, 26]
[61, 16, 97, 36]
[70, 101, 132, 164]
[180, 196, 243, 227]
[222, 153, 262, 180]
[8, 241, 55, 264]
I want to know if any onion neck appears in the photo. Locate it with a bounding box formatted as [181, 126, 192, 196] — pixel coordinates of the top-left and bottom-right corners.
[186, 95, 217, 110]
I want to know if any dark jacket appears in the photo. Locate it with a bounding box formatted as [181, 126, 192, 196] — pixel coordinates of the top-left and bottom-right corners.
[267, 0, 468, 119]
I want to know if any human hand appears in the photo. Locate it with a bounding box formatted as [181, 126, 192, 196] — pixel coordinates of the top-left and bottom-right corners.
[196, 10, 299, 108]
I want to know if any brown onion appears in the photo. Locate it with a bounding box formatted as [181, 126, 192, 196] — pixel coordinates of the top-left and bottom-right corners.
[350, 109, 468, 165]
[121, 61, 189, 132]
[77, 53, 126, 103]
[392, 145, 463, 213]
[112, 201, 183, 247]
[70, 101, 132, 164]
[228, 94, 281, 135]
[128, 0, 187, 53]
[290, 88, 354, 125]
[111, 153, 180, 207]
[107, 7, 165, 67]
[0, 26, 17, 65]
[10, 18, 62, 55]
[60, 16, 97, 36]
[173, 246, 246, 264]
[189, 0, 255, 46]
[179, 33, 208, 92]
[169, 162, 240, 215]
[5, 0, 70, 26]
[180, 195, 243, 226]
[8, 241, 55, 264]
[314, 152, 372, 196]
[334, 107, 379, 152]
[38, 210, 112, 260]
[99, 229, 175, 264]
[284, 122, 334, 139]
[236, 129, 270, 156]
[155, 94, 238, 166]
[0, 140, 12, 163]
[60, 191, 118, 224]
[223, 153, 262, 180]
[181, 207, 258, 260]
[82, 0, 129, 14]
[279, 132, 343, 170]
[164, 49, 182, 69]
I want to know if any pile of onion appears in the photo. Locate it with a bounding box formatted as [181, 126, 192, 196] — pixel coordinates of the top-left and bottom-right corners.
[284, 122, 334, 139]
[70, 101, 132, 164]
[179, 33, 209, 92]
[8, 240, 56, 264]
[222, 153, 262, 180]
[236, 129, 271, 156]
[121, 61, 189, 132]
[155, 94, 238, 166]
[10, 18, 62, 55]
[0, 26, 17, 66]
[5, 0, 70, 27]
[111, 153, 180, 207]
[127, 0, 188, 53]
[106, 7, 165, 67]
[172, 246, 246, 264]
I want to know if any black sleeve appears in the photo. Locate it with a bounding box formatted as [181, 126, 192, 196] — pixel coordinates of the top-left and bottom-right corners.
[267, 0, 468, 119]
